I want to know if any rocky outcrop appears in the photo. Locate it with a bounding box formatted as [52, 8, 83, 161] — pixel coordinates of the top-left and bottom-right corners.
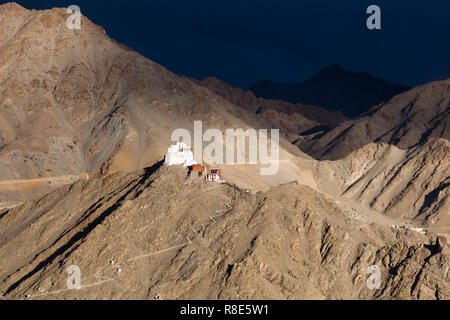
[0, 165, 447, 300]
[0, 4, 304, 200]
[296, 79, 450, 160]
[0, 3, 447, 301]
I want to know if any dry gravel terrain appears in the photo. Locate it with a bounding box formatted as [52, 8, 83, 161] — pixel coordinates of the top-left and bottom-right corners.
[0, 3, 448, 300]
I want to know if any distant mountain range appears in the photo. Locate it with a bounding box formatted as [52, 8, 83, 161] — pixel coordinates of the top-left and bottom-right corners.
[0, 3, 448, 301]
[250, 64, 411, 117]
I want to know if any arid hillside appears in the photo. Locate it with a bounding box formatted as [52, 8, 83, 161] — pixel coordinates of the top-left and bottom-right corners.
[295, 79, 450, 160]
[0, 164, 448, 300]
[0, 3, 305, 201]
[0, 3, 448, 301]
[197, 76, 347, 133]
[195, 74, 450, 234]
[313, 140, 449, 231]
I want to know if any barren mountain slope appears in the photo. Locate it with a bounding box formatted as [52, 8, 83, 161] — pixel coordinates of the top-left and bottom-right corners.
[296, 79, 450, 160]
[0, 164, 448, 300]
[311, 140, 449, 231]
[0, 3, 307, 201]
[284, 79, 450, 234]
[0, 3, 448, 301]
[198, 76, 347, 132]
[195, 75, 450, 230]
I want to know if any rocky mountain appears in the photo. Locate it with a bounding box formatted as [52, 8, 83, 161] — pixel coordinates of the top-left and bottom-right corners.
[295, 79, 450, 160]
[197, 77, 347, 133]
[290, 79, 450, 232]
[197, 75, 450, 234]
[1, 164, 448, 300]
[316, 140, 449, 230]
[0, 3, 448, 300]
[250, 64, 411, 117]
[0, 3, 304, 201]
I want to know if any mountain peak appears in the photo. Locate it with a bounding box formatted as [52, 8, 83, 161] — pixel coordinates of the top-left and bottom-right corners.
[0, 2, 27, 15]
[320, 64, 345, 72]
[250, 65, 411, 117]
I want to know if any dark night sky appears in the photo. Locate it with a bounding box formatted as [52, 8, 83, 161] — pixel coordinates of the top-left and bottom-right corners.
[8, 0, 450, 89]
